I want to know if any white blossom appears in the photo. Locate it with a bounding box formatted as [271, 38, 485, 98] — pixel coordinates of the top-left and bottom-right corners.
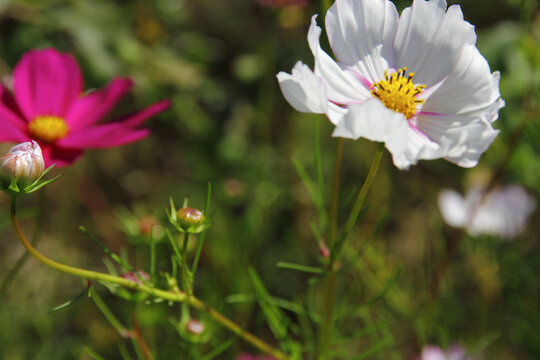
[438, 185, 536, 238]
[277, 0, 503, 169]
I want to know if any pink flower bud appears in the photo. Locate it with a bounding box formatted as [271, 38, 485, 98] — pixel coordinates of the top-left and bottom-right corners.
[186, 319, 205, 335]
[0, 141, 45, 183]
[177, 207, 205, 229]
[122, 270, 150, 285]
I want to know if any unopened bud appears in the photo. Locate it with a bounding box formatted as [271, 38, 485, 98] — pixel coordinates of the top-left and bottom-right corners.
[318, 243, 330, 259]
[177, 207, 205, 229]
[122, 270, 150, 285]
[0, 141, 44, 183]
[186, 319, 205, 335]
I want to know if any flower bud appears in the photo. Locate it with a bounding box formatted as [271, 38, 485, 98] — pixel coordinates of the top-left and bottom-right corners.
[177, 207, 205, 229]
[185, 319, 205, 335]
[122, 270, 150, 285]
[0, 141, 45, 183]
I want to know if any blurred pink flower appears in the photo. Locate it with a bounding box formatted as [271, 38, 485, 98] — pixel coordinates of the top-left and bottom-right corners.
[419, 345, 473, 360]
[439, 185, 536, 239]
[0, 48, 170, 167]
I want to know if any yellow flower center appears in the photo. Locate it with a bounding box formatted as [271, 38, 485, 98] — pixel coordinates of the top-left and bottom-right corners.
[28, 115, 69, 143]
[371, 67, 426, 120]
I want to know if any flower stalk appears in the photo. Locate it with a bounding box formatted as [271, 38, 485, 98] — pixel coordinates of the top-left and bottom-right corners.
[10, 195, 288, 360]
[318, 142, 385, 359]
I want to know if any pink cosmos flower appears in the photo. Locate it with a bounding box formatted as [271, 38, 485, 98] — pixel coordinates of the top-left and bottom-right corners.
[0, 48, 170, 167]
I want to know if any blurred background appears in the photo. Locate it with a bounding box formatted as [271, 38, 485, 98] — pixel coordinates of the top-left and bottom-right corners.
[0, 0, 538, 359]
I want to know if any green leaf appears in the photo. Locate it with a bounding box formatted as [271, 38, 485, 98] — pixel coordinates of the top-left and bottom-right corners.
[248, 268, 289, 343]
[48, 281, 90, 314]
[277, 262, 324, 274]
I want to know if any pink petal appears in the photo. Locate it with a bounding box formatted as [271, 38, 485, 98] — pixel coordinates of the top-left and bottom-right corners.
[13, 48, 83, 120]
[0, 85, 28, 131]
[40, 143, 84, 167]
[57, 123, 150, 149]
[115, 99, 171, 127]
[65, 78, 133, 131]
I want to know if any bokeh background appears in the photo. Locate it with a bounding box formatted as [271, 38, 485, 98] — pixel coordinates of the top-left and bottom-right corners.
[0, 0, 538, 359]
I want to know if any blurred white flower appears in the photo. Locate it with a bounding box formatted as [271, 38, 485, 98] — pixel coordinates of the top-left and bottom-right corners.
[420, 345, 472, 360]
[0, 140, 45, 183]
[438, 185, 536, 238]
[277, 0, 503, 169]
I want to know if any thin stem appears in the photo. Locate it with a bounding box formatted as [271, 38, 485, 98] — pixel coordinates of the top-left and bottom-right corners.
[331, 142, 385, 264]
[10, 195, 288, 360]
[191, 182, 212, 276]
[318, 138, 344, 359]
[181, 231, 191, 294]
[0, 189, 46, 295]
[91, 286, 130, 338]
[318, 142, 385, 359]
[132, 310, 155, 360]
[328, 138, 344, 247]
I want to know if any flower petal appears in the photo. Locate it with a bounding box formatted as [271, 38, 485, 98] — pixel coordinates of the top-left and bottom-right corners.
[277, 61, 328, 114]
[438, 189, 468, 228]
[40, 144, 84, 167]
[417, 113, 499, 168]
[332, 99, 409, 166]
[118, 99, 171, 127]
[57, 124, 150, 149]
[13, 48, 83, 120]
[422, 44, 503, 118]
[308, 15, 370, 104]
[65, 78, 133, 131]
[394, 0, 476, 87]
[325, 0, 398, 66]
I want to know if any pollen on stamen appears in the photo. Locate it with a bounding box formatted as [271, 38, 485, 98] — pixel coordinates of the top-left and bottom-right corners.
[28, 115, 69, 143]
[370, 67, 425, 120]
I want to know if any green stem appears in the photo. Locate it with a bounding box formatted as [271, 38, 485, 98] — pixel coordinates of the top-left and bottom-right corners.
[10, 195, 288, 360]
[328, 138, 344, 247]
[331, 142, 384, 264]
[181, 231, 191, 293]
[191, 182, 212, 276]
[318, 138, 344, 359]
[90, 286, 130, 338]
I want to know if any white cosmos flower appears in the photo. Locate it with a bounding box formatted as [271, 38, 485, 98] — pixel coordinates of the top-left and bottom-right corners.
[438, 185, 536, 239]
[277, 0, 503, 169]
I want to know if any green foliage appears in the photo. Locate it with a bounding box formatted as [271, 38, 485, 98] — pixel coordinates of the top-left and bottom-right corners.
[0, 0, 538, 359]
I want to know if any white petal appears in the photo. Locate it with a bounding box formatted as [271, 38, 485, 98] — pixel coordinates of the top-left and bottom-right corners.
[394, 1, 476, 87]
[417, 113, 499, 168]
[349, 45, 390, 85]
[308, 15, 370, 104]
[393, 126, 440, 169]
[421, 346, 448, 360]
[327, 102, 348, 125]
[422, 44, 503, 117]
[331, 99, 409, 166]
[277, 61, 328, 113]
[325, 0, 399, 66]
[469, 186, 536, 238]
[438, 189, 468, 228]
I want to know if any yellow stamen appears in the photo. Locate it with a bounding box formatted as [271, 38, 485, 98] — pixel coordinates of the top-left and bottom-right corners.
[28, 115, 69, 143]
[371, 67, 426, 119]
